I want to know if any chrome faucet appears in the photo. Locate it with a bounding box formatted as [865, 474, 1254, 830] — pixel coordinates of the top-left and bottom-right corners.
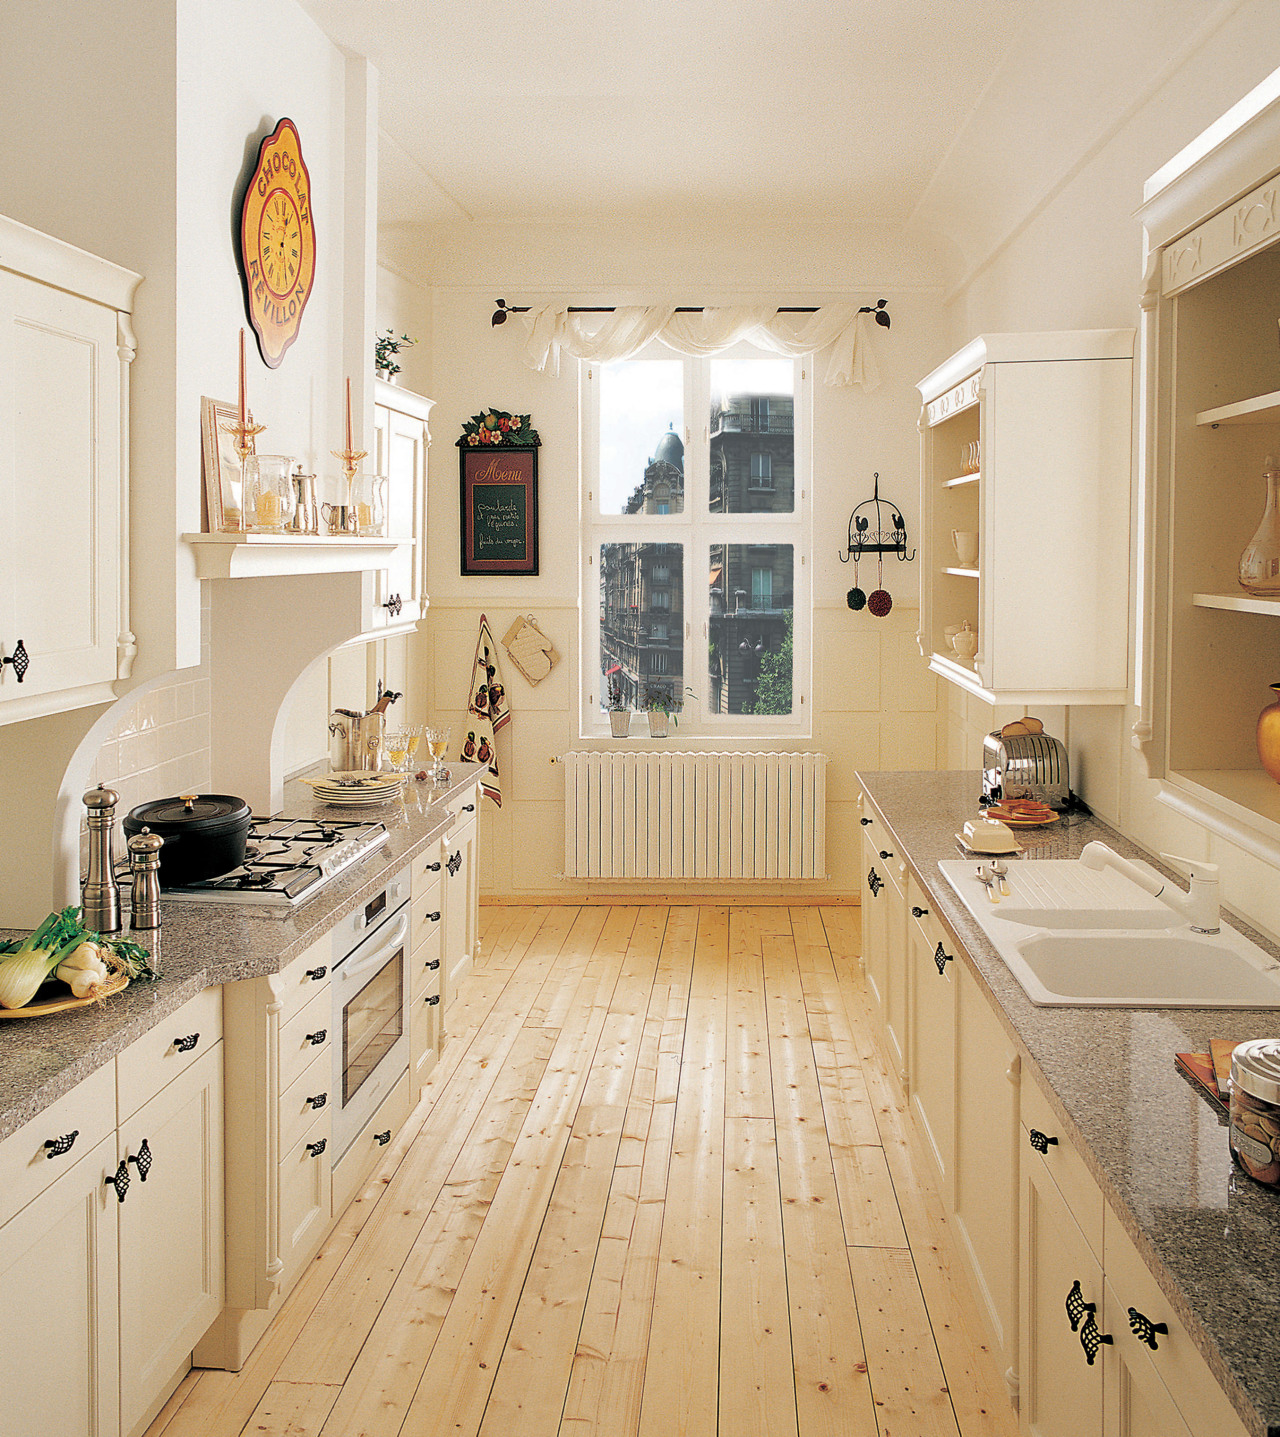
[1079, 841, 1220, 934]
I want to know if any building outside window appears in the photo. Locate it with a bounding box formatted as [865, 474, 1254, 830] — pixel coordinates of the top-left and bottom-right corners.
[584, 349, 809, 732]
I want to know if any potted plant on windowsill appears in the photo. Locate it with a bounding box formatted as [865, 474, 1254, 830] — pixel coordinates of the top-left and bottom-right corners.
[642, 683, 694, 738]
[607, 683, 630, 738]
[374, 329, 416, 384]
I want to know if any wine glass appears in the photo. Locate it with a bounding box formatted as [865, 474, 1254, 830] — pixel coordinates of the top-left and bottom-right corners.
[406, 726, 422, 768]
[425, 725, 451, 784]
[385, 729, 410, 774]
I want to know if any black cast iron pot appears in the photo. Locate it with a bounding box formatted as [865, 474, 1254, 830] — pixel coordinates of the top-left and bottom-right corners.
[122, 794, 252, 887]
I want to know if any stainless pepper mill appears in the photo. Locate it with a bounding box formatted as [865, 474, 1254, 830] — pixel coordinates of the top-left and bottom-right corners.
[127, 827, 164, 932]
[82, 786, 123, 933]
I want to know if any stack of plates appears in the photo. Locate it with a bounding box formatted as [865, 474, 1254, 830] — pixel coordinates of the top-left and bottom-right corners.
[301, 771, 405, 807]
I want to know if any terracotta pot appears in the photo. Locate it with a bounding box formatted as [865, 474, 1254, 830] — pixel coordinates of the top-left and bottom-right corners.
[1257, 683, 1280, 782]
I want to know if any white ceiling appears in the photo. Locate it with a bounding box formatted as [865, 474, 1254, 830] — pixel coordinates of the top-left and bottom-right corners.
[297, 0, 1033, 228]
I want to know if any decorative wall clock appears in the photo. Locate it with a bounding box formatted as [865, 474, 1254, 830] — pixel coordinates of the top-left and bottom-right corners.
[239, 118, 316, 367]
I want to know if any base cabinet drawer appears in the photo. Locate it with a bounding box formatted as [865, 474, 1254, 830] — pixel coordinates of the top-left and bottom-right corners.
[116, 985, 222, 1121]
[280, 1047, 334, 1159]
[332, 1069, 412, 1217]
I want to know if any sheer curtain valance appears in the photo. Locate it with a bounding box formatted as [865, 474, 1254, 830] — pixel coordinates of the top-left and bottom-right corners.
[521, 303, 881, 390]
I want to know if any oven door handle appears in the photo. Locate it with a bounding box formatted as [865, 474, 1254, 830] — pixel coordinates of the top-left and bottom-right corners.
[338, 910, 410, 982]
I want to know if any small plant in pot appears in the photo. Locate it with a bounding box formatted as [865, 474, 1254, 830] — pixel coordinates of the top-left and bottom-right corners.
[642, 682, 694, 738]
[374, 329, 416, 383]
[607, 683, 630, 738]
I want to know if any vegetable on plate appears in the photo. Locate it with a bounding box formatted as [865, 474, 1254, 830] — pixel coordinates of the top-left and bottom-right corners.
[0, 908, 159, 1010]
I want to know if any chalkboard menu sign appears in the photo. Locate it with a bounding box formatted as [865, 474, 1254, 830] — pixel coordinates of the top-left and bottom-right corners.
[459, 446, 539, 575]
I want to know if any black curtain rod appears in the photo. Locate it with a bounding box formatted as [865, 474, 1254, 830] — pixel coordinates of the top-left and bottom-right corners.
[490, 297, 890, 328]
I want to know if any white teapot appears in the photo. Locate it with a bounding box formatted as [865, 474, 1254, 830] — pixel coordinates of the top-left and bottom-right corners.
[951, 620, 978, 662]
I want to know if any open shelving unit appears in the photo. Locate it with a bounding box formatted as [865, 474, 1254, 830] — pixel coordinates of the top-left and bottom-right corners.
[1135, 83, 1280, 860]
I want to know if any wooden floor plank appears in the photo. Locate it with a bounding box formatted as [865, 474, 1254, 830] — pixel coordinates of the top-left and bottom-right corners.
[847, 1245, 962, 1437]
[726, 908, 773, 1119]
[720, 1116, 799, 1437]
[240, 1380, 341, 1435]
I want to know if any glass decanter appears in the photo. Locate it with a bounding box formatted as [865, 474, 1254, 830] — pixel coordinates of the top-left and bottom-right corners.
[1239, 454, 1280, 595]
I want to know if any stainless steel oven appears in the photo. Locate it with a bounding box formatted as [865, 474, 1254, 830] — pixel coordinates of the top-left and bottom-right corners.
[330, 864, 411, 1160]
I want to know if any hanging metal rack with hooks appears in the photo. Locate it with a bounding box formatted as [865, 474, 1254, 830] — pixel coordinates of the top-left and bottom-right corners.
[839, 473, 915, 564]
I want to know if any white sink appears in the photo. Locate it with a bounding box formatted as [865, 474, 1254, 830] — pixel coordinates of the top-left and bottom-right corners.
[938, 858, 1280, 1008]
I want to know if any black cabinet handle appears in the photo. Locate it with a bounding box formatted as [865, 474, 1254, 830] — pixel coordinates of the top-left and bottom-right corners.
[105, 1158, 131, 1204]
[383, 593, 403, 616]
[2, 639, 29, 683]
[1065, 1279, 1093, 1333]
[306, 1139, 327, 1158]
[306, 1029, 327, 1046]
[860, 817, 872, 826]
[911, 906, 928, 918]
[173, 1034, 200, 1053]
[425, 958, 440, 971]
[424, 861, 441, 872]
[1029, 1129, 1059, 1154]
[933, 942, 952, 976]
[425, 993, 440, 1006]
[462, 803, 475, 812]
[128, 1138, 153, 1182]
[425, 911, 440, 923]
[306, 1092, 328, 1110]
[44, 1130, 79, 1158]
[447, 851, 462, 877]
[374, 1130, 392, 1146]
[867, 867, 883, 898]
[879, 849, 893, 860]
[305, 966, 328, 982]
[1127, 1308, 1168, 1351]
[1079, 1310, 1112, 1366]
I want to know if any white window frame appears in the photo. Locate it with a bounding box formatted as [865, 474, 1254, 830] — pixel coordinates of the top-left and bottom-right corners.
[580, 344, 811, 739]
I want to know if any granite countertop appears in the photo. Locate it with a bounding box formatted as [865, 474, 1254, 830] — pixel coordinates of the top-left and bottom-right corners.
[857, 771, 1280, 1437]
[0, 764, 487, 1146]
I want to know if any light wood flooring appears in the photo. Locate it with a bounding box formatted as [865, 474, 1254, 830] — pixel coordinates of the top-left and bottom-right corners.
[147, 905, 1019, 1437]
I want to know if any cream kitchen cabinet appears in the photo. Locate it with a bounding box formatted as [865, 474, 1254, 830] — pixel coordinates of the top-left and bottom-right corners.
[916, 330, 1133, 706]
[0, 990, 223, 1437]
[410, 842, 445, 1095]
[0, 214, 140, 725]
[906, 877, 956, 1196]
[441, 781, 481, 1021]
[367, 378, 433, 635]
[859, 805, 908, 1090]
[1134, 81, 1280, 864]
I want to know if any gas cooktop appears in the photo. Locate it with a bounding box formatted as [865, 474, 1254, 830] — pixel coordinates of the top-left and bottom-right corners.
[163, 816, 390, 910]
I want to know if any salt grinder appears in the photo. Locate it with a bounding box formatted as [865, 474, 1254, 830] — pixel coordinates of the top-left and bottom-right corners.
[82, 786, 123, 933]
[127, 827, 164, 931]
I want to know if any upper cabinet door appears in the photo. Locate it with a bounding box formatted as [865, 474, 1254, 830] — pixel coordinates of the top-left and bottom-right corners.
[367, 380, 433, 636]
[0, 217, 139, 724]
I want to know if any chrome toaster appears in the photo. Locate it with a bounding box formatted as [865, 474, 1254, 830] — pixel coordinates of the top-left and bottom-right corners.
[981, 728, 1071, 810]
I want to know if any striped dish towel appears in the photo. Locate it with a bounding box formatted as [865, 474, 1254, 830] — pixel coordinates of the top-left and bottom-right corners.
[459, 613, 510, 805]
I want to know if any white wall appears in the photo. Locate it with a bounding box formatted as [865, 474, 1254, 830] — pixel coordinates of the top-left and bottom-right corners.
[388, 222, 952, 899]
[928, 4, 1280, 937]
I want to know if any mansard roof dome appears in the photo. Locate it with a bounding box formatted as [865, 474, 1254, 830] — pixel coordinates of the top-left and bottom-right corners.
[652, 425, 683, 470]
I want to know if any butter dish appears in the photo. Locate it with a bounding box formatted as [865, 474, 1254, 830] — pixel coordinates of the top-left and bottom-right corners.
[960, 817, 1021, 854]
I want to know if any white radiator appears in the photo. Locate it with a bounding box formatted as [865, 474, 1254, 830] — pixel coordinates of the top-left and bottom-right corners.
[562, 751, 827, 881]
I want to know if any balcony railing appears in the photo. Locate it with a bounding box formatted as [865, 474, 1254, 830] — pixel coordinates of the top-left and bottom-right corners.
[710, 412, 794, 436]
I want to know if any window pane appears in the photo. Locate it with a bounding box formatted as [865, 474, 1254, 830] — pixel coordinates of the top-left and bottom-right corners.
[709, 359, 794, 514]
[600, 360, 684, 515]
[599, 542, 684, 710]
[707, 544, 793, 715]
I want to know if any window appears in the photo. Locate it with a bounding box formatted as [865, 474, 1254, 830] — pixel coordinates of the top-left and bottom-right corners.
[584, 348, 809, 734]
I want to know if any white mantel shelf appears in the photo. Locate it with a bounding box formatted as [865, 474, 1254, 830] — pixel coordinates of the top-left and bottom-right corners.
[183, 532, 410, 580]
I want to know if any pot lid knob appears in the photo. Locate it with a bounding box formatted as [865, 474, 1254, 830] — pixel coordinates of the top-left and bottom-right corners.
[180, 794, 197, 812]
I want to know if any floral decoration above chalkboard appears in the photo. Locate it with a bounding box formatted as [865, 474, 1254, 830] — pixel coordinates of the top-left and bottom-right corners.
[457, 408, 541, 448]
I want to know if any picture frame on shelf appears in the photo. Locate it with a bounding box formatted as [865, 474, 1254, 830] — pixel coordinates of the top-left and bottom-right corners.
[200, 395, 248, 532]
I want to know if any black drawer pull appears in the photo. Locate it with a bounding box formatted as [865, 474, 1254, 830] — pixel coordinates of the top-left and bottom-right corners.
[879, 849, 893, 860]
[306, 1092, 328, 1110]
[425, 911, 441, 923]
[1065, 1279, 1093, 1333]
[306, 1139, 327, 1158]
[933, 942, 952, 976]
[911, 906, 928, 918]
[305, 966, 328, 982]
[173, 1033, 200, 1053]
[461, 802, 475, 812]
[860, 816, 872, 826]
[425, 958, 440, 971]
[1127, 1308, 1168, 1351]
[128, 1138, 153, 1182]
[306, 1029, 327, 1046]
[867, 867, 883, 898]
[374, 1130, 392, 1146]
[105, 1159, 130, 1204]
[423, 861, 441, 872]
[44, 1130, 79, 1158]
[1079, 1310, 1112, 1366]
[1029, 1129, 1059, 1154]
[425, 993, 440, 1006]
